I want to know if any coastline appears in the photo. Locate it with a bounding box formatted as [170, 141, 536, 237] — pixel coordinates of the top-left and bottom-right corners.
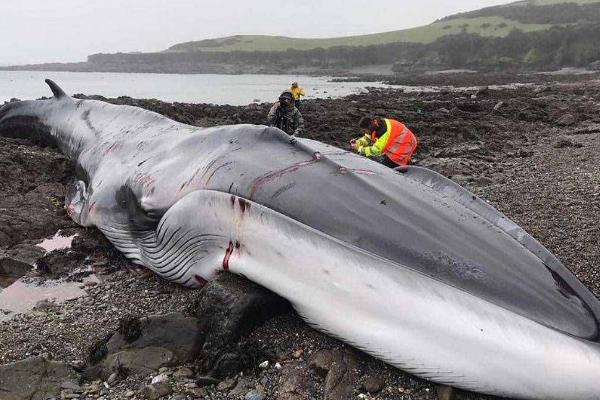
[1, 77, 599, 399]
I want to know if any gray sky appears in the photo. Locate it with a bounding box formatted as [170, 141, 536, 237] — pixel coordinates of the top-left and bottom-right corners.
[2, 0, 513, 66]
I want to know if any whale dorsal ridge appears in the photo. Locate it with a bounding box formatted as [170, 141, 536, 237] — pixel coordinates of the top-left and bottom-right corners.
[45, 79, 67, 99]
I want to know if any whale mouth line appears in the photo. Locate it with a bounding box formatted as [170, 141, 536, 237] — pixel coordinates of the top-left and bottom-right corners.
[0, 115, 56, 147]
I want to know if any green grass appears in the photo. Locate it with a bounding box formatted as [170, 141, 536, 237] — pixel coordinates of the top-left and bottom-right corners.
[528, 0, 600, 4]
[165, 16, 554, 53]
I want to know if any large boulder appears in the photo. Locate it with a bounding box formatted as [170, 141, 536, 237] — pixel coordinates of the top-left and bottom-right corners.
[85, 273, 290, 380]
[86, 312, 201, 379]
[0, 243, 45, 279]
[192, 272, 291, 378]
[0, 356, 80, 400]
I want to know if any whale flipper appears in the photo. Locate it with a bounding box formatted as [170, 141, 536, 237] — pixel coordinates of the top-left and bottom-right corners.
[45, 79, 67, 99]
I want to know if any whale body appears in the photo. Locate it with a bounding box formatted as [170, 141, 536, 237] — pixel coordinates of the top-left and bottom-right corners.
[1, 80, 599, 399]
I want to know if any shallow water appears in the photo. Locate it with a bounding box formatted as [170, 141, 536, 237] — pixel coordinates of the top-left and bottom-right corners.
[0, 71, 392, 105]
[37, 232, 77, 253]
[0, 276, 98, 321]
[0, 231, 80, 310]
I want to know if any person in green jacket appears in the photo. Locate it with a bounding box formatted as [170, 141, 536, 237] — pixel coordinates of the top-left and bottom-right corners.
[267, 90, 304, 137]
[351, 116, 418, 168]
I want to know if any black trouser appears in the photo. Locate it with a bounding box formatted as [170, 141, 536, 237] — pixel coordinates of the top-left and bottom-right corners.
[380, 155, 398, 169]
[294, 99, 301, 110]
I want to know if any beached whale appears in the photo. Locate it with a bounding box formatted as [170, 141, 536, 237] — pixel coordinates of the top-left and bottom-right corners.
[1, 80, 599, 399]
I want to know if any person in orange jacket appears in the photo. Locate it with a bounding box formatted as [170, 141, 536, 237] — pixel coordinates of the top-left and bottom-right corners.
[350, 116, 417, 168]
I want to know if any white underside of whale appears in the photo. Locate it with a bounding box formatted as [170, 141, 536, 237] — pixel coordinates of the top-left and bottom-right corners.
[102, 189, 600, 400]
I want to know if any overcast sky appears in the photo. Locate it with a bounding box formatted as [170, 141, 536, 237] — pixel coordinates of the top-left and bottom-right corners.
[2, 0, 513, 66]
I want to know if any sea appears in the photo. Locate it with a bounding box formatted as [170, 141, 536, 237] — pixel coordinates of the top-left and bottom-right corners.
[0, 70, 392, 105]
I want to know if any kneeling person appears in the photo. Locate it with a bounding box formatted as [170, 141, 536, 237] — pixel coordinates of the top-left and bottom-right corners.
[351, 116, 417, 168]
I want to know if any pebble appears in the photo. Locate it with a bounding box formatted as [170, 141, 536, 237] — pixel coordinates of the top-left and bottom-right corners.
[217, 378, 237, 391]
[187, 387, 208, 397]
[173, 366, 194, 379]
[258, 360, 269, 369]
[106, 372, 118, 384]
[361, 375, 385, 394]
[151, 373, 169, 384]
[245, 389, 265, 400]
[141, 382, 172, 400]
[196, 375, 220, 387]
[292, 349, 303, 359]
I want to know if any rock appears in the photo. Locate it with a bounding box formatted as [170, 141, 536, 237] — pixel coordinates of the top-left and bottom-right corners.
[258, 360, 269, 369]
[141, 382, 172, 400]
[450, 174, 472, 186]
[323, 349, 360, 400]
[188, 387, 208, 397]
[0, 356, 80, 400]
[106, 371, 119, 384]
[86, 313, 201, 379]
[117, 315, 143, 342]
[192, 273, 290, 377]
[455, 101, 482, 113]
[418, 157, 476, 179]
[196, 375, 220, 387]
[436, 384, 455, 400]
[216, 377, 237, 391]
[278, 394, 305, 400]
[534, 85, 551, 94]
[229, 377, 252, 396]
[493, 101, 504, 112]
[309, 349, 334, 378]
[278, 365, 309, 397]
[476, 86, 489, 96]
[61, 391, 81, 399]
[103, 346, 174, 376]
[151, 373, 169, 384]
[361, 374, 385, 393]
[554, 138, 583, 148]
[0, 244, 44, 278]
[436, 108, 450, 114]
[517, 149, 534, 158]
[60, 380, 83, 392]
[556, 113, 576, 126]
[245, 389, 265, 400]
[474, 176, 494, 186]
[173, 366, 194, 379]
[35, 248, 88, 278]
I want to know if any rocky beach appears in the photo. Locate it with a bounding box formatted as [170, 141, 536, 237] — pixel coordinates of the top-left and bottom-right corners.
[1, 74, 599, 400]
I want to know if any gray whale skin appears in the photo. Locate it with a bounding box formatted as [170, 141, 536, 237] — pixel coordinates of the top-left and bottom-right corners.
[1, 80, 599, 400]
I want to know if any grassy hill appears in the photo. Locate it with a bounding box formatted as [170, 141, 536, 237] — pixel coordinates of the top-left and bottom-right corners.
[5, 0, 600, 74]
[165, 0, 600, 53]
[166, 17, 553, 53]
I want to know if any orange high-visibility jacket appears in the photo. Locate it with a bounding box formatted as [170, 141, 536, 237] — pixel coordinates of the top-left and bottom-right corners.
[357, 118, 417, 166]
